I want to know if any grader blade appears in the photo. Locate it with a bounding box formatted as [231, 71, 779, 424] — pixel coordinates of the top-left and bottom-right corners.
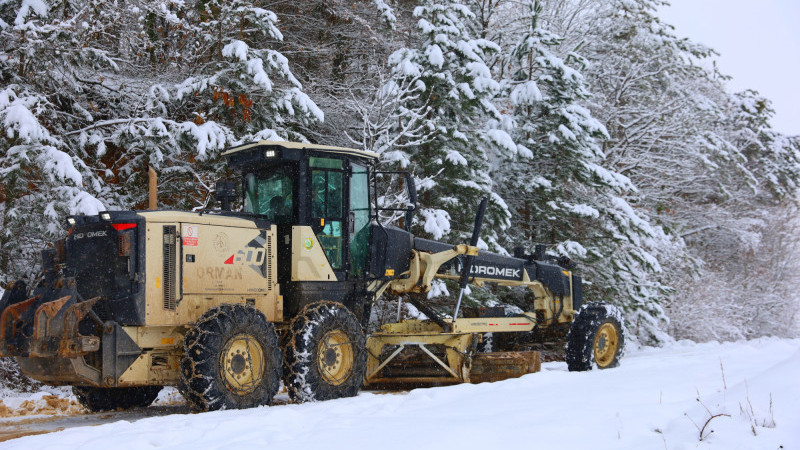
[363, 320, 541, 389]
[470, 350, 541, 383]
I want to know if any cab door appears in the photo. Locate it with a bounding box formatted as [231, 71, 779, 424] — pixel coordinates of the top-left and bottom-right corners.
[308, 157, 371, 281]
[348, 163, 370, 278]
[310, 157, 346, 278]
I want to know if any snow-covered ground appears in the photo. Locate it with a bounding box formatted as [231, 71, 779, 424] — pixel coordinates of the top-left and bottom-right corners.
[2, 337, 798, 449]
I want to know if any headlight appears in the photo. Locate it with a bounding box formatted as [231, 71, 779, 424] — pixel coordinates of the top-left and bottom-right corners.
[264, 149, 276, 158]
[99, 211, 112, 221]
[66, 216, 76, 226]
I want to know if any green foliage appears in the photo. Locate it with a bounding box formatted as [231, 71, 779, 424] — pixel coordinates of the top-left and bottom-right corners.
[381, 0, 511, 248]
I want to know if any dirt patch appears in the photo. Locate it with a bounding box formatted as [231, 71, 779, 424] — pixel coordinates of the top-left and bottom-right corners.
[0, 403, 193, 443]
[0, 395, 83, 418]
[0, 428, 64, 443]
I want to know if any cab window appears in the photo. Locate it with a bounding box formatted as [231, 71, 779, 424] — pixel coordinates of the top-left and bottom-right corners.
[244, 168, 294, 224]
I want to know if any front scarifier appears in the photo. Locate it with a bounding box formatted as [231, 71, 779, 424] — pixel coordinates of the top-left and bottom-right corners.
[179, 304, 282, 411]
[283, 301, 367, 402]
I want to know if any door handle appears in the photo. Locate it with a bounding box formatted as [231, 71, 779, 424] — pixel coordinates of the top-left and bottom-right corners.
[348, 211, 355, 234]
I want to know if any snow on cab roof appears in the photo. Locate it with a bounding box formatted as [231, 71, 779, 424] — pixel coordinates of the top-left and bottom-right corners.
[222, 140, 379, 160]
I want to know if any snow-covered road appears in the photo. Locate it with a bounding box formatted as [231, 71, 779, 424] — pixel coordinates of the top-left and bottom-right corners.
[3, 338, 798, 449]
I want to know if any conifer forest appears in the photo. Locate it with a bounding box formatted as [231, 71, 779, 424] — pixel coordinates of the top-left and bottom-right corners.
[1, 0, 799, 344]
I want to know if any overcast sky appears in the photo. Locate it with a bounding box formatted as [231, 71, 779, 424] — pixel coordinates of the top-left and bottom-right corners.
[658, 0, 800, 136]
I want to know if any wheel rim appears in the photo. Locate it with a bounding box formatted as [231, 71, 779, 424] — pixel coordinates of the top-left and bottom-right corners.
[220, 334, 265, 395]
[317, 329, 354, 386]
[593, 322, 619, 368]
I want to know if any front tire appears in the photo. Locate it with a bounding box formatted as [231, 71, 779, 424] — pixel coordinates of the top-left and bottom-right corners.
[73, 385, 161, 412]
[284, 301, 367, 402]
[565, 302, 624, 371]
[178, 304, 282, 412]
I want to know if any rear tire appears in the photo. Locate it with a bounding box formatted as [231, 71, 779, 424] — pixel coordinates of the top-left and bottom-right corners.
[284, 301, 367, 402]
[73, 385, 161, 412]
[178, 304, 282, 412]
[565, 302, 624, 371]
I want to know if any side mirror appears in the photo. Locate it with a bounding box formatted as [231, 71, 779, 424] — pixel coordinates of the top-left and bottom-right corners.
[404, 174, 417, 232]
[215, 180, 237, 211]
[405, 173, 418, 205]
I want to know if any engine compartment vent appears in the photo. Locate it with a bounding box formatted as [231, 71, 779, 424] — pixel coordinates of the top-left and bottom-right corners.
[163, 225, 177, 310]
[151, 354, 169, 367]
[267, 233, 274, 290]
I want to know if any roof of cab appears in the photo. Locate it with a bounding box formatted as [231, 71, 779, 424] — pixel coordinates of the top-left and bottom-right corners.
[222, 140, 379, 161]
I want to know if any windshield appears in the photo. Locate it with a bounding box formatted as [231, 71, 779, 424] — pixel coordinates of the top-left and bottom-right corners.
[244, 167, 294, 224]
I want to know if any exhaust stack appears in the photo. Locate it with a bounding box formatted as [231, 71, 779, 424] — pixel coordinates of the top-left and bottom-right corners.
[148, 165, 157, 210]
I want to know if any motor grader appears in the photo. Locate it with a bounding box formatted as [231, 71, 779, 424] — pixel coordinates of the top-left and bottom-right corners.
[0, 141, 624, 412]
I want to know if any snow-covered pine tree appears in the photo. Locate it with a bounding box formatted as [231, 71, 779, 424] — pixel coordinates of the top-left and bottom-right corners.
[380, 0, 510, 248]
[572, 0, 725, 232]
[725, 90, 800, 199]
[0, 1, 108, 281]
[543, 0, 800, 341]
[493, 0, 671, 342]
[0, 0, 324, 280]
[94, 0, 324, 210]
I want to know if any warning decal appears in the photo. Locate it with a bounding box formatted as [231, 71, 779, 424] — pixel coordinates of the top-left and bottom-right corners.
[182, 225, 199, 246]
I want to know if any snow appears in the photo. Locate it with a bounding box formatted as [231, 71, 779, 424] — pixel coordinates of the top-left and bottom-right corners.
[371, 0, 396, 28]
[2, 338, 797, 449]
[381, 150, 411, 169]
[419, 207, 451, 240]
[556, 240, 588, 258]
[484, 129, 516, 157]
[388, 49, 422, 77]
[558, 123, 577, 141]
[2, 100, 50, 143]
[510, 80, 543, 104]
[426, 279, 450, 299]
[583, 161, 637, 191]
[290, 88, 325, 123]
[62, 187, 105, 216]
[444, 149, 467, 166]
[266, 50, 301, 88]
[39, 146, 82, 186]
[515, 144, 534, 159]
[565, 202, 600, 218]
[425, 44, 444, 68]
[609, 195, 656, 236]
[247, 57, 274, 92]
[13, 0, 48, 26]
[529, 175, 552, 188]
[177, 121, 229, 159]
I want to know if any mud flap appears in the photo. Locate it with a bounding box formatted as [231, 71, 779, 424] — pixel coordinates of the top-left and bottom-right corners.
[102, 322, 142, 386]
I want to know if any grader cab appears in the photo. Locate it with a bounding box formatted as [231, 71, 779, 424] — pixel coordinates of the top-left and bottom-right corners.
[0, 140, 624, 412]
